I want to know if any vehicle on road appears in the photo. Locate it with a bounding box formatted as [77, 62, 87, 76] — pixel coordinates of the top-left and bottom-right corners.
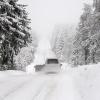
[43, 58, 61, 74]
[34, 64, 45, 72]
[34, 58, 61, 73]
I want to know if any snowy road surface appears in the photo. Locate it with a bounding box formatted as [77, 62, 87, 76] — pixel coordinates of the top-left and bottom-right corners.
[0, 71, 81, 100]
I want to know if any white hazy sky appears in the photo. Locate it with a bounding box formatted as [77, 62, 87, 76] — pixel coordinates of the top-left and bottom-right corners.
[19, 0, 92, 38]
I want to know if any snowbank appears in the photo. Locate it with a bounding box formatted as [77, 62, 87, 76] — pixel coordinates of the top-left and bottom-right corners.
[65, 62, 100, 100]
[26, 63, 35, 74]
[0, 70, 26, 77]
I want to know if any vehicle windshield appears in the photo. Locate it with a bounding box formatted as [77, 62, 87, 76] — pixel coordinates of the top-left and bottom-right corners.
[47, 59, 59, 64]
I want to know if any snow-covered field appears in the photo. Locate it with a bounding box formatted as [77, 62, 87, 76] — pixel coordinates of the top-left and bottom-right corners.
[0, 63, 100, 100]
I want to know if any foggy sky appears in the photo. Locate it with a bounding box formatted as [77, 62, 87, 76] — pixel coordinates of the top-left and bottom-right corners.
[19, 0, 92, 38]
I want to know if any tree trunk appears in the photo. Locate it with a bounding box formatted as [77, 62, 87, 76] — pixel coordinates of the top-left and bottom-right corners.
[92, 52, 96, 63]
[94, 0, 100, 12]
[84, 47, 89, 64]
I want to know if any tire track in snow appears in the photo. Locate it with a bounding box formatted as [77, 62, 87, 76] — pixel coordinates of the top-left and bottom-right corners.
[4, 74, 49, 100]
[3, 79, 31, 99]
[2, 75, 37, 100]
[32, 75, 58, 100]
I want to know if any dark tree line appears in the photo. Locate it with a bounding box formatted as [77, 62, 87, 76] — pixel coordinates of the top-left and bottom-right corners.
[0, 0, 31, 70]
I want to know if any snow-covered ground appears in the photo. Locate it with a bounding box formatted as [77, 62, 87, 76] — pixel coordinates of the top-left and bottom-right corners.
[0, 63, 100, 100]
[0, 70, 80, 100]
[64, 63, 100, 100]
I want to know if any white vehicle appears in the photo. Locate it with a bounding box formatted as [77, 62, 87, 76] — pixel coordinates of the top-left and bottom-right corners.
[34, 58, 61, 73]
[43, 58, 62, 73]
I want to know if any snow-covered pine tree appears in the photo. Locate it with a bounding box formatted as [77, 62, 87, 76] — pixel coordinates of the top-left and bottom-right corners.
[53, 25, 67, 62]
[0, 0, 31, 70]
[91, 0, 100, 63]
[71, 4, 93, 66]
[54, 33, 65, 59]
[72, 1, 100, 66]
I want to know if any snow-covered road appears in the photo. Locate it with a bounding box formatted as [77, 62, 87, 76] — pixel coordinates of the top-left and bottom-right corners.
[0, 71, 81, 100]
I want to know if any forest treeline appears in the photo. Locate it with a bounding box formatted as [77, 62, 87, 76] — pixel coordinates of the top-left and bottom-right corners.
[53, 0, 100, 66]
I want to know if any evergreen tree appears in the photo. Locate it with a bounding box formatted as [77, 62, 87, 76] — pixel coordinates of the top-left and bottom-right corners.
[53, 25, 76, 63]
[0, 0, 31, 70]
[53, 25, 66, 61]
[71, 4, 93, 65]
[72, 1, 100, 66]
